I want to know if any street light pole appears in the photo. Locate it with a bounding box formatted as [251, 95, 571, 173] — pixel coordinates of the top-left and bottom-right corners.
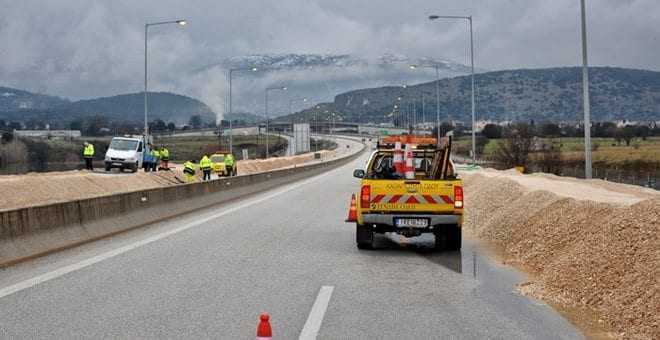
[428, 14, 476, 164]
[264, 86, 287, 158]
[410, 64, 442, 140]
[144, 19, 186, 136]
[580, 0, 593, 179]
[228, 67, 258, 153]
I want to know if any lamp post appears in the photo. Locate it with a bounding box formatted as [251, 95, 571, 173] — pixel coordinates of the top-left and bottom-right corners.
[428, 14, 476, 164]
[410, 64, 441, 140]
[264, 86, 287, 158]
[228, 67, 258, 153]
[144, 19, 187, 136]
[580, 0, 593, 179]
[289, 97, 308, 130]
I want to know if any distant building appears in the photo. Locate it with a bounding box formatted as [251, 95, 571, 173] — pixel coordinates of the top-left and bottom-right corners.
[13, 130, 81, 139]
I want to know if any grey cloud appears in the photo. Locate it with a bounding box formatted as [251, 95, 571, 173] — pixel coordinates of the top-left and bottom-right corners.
[1, 0, 659, 119]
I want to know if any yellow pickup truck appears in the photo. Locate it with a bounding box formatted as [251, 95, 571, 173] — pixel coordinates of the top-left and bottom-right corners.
[350, 135, 463, 250]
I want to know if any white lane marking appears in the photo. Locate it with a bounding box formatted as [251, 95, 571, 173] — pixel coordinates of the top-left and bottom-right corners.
[0, 170, 338, 300]
[299, 286, 334, 340]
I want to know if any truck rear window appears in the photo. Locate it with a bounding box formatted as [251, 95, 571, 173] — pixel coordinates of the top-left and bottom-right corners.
[366, 151, 454, 180]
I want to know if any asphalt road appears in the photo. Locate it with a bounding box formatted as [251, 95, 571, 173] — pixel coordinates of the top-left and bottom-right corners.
[0, 148, 582, 339]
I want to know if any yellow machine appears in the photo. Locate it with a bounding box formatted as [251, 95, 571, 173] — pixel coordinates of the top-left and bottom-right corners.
[349, 135, 464, 250]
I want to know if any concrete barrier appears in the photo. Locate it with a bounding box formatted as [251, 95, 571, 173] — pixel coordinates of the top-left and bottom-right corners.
[0, 138, 365, 267]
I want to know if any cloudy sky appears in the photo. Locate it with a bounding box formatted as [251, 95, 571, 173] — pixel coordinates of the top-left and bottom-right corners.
[1, 0, 659, 106]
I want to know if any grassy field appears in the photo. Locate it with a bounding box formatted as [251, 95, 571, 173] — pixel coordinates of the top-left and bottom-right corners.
[455, 136, 660, 167]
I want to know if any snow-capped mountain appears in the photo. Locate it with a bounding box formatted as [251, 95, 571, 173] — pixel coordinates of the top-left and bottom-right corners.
[196, 53, 470, 73]
[189, 53, 474, 119]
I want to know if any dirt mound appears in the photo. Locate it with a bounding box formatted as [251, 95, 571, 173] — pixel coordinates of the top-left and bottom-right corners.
[463, 172, 660, 339]
[237, 150, 334, 175]
[0, 150, 336, 211]
[0, 170, 183, 211]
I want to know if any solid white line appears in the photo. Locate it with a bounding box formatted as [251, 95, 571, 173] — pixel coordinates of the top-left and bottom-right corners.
[0, 171, 335, 300]
[299, 286, 334, 340]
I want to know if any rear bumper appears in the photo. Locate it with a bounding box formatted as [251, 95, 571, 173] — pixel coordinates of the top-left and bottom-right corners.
[362, 213, 461, 227]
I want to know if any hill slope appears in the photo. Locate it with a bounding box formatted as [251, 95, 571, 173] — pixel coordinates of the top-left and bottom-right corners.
[0, 91, 216, 125]
[332, 67, 660, 123]
[62, 92, 215, 124]
[0, 87, 69, 112]
[193, 53, 472, 117]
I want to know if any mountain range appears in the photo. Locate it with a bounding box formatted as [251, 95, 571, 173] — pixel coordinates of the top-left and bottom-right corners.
[0, 89, 215, 126]
[191, 53, 473, 116]
[4, 65, 660, 128]
[327, 67, 660, 124]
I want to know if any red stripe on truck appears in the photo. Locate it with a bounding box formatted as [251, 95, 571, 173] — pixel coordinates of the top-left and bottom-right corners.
[405, 195, 420, 204]
[388, 195, 402, 203]
[422, 195, 437, 204]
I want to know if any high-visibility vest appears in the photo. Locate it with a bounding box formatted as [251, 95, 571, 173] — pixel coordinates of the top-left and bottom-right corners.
[83, 144, 94, 157]
[224, 154, 235, 166]
[183, 161, 195, 175]
[151, 150, 160, 159]
[160, 148, 170, 160]
[199, 156, 212, 170]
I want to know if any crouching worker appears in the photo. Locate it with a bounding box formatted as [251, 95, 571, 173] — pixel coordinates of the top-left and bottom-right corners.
[183, 160, 196, 182]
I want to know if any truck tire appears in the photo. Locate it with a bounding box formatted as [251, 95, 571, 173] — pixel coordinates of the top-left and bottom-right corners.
[433, 230, 447, 251]
[438, 225, 461, 251]
[356, 224, 374, 250]
[105, 162, 111, 172]
[130, 162, 138, 173]
[448, 226, 462, 251]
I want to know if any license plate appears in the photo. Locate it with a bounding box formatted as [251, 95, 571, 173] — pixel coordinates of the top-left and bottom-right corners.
[395, 218, 429, 228]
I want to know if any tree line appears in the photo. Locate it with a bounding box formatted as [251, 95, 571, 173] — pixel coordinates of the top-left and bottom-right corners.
[480, 121, 660, 144]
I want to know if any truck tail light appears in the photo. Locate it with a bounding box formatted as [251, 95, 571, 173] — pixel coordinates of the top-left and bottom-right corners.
[454, 186, 464, 209]
[360, 185, 371, 207]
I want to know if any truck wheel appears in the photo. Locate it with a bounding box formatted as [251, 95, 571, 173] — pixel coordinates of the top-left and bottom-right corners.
[436, 225, 461, 251]
[433, 230, 447, 251]
[356, 224, 374, 250]
[447, 225, 462, 251]
[130, 162, 138, 173]
[105, 163, 111, 172]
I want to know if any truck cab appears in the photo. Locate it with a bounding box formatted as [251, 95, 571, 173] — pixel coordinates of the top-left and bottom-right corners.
[104, 136, 146, 172]
[351, 135, 463, 250]
[209, 152, 228, 176]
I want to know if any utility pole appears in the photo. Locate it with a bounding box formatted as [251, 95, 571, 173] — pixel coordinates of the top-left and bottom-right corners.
[581, 0, 593, 178]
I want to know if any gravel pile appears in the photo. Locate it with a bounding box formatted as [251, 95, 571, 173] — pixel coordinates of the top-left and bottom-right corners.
[463, 172, 659, 340]
[0, 150, 335, 211]
[0, 170, 183, 211]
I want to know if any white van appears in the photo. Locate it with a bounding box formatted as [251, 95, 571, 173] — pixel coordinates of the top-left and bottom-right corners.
[104, 136, 146, 172]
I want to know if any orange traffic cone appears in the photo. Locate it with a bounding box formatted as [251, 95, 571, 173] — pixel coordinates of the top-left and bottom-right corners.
[257, 313, 272, 340]
[345, 194, 358, 222]
[404, 143, 415, 179]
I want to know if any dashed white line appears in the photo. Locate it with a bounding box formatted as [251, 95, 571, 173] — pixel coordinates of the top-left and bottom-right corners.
[299, 285, 334, 340]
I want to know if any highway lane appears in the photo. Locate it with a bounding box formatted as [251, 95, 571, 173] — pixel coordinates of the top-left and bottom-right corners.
[0, 150, 582, 339]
